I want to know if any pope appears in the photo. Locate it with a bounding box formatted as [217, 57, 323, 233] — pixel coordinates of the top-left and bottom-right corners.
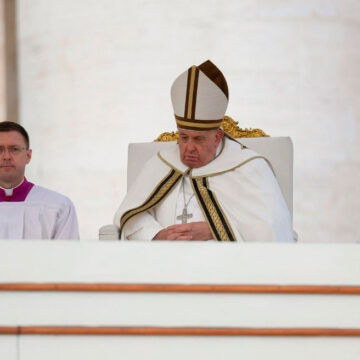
[114, 60, 293, 242]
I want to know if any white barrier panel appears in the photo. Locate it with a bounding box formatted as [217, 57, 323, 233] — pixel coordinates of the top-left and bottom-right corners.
[0, 241, 360, 360]
[0, 336, 17, 360]
[18, 336, 360, 360]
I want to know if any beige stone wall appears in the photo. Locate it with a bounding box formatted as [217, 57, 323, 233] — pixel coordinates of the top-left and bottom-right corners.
[17, 0, 360, 241]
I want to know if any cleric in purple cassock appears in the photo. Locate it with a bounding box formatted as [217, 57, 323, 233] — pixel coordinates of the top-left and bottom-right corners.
[0, 121, 79, 239]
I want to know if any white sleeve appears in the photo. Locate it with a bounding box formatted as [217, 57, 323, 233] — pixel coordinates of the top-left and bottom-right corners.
[52, 200, 80, 240]
[121, 210, 163, 241]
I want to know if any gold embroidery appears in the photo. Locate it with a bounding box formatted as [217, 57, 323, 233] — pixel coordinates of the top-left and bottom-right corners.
[120, 169, 182, 233]
[192, 177, 236, 241]
[209, 188, 236, 241]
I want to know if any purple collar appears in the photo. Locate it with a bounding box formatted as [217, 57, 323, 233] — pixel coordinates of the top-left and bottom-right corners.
[0, 178, 34, 202]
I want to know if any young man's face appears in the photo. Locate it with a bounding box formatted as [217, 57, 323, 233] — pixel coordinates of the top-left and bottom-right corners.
[0, 131, 32, 188]
[178, 128, 224, 168]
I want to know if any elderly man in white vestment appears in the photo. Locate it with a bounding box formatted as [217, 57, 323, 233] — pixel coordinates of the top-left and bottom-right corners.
[0, 121, 79, 239]
[114, 60, 293, 242]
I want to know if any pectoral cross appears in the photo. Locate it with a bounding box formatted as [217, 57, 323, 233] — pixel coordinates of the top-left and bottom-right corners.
[176, 208, 193, 224]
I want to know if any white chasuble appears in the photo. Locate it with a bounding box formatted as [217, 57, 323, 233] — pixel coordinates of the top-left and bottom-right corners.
[114, 137, 293, 242]
[0, 185, 79, 240]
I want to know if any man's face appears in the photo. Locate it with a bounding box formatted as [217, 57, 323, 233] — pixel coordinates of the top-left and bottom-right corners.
[178, 128, 224, 168]
[0, 131, 31, 188]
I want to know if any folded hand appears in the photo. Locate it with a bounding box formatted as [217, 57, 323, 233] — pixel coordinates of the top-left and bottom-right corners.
[153, 222, 213, 241]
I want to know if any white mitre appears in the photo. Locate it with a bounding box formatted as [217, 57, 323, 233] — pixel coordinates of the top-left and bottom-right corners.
[171, 60, 229, 131]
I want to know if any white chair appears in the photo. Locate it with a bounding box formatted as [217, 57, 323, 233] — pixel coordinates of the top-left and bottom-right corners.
[99, 136, 294, 240]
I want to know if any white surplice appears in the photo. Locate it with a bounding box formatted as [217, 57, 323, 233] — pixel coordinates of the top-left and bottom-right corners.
[114, 137, 293, 242]
[0, 185, 79, 240]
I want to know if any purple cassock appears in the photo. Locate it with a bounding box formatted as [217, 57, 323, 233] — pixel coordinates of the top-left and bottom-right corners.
[0, 178, 34, 202]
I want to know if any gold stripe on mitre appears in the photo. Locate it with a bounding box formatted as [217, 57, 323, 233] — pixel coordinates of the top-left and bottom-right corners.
[176, 119, 222, 130]
[185, 66, 198, 119]
[175, 115, 222, 131]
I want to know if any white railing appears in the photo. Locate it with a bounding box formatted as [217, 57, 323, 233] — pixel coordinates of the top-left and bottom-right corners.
[0, 241, 359, 360]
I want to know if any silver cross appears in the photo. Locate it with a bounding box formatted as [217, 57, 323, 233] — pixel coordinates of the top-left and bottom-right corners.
[176, 208, 193, 224]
